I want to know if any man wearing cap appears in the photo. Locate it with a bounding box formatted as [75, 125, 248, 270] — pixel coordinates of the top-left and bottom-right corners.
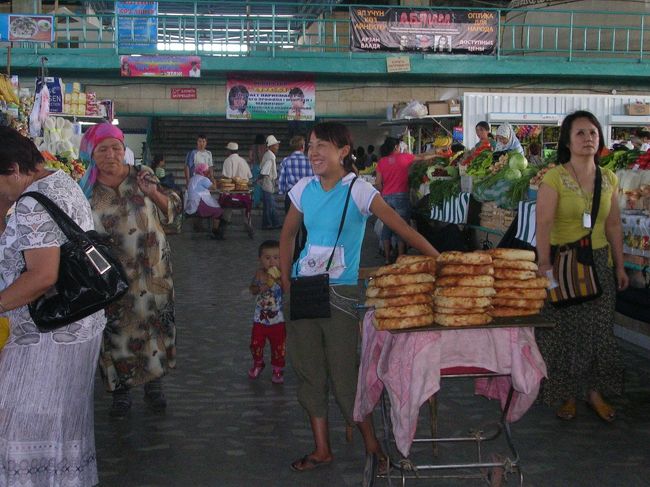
[222, 142, 252, 180]
[259, 135, 282, 229]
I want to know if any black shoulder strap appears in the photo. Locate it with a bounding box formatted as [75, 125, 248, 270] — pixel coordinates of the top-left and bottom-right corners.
[589, 166, 602, 232]
[20, 191, 86, 243]
[326, 176, 357, 271]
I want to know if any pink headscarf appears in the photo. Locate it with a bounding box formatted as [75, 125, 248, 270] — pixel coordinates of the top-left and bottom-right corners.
[79, 123, 124, 198]
[195, 163, 209, 176]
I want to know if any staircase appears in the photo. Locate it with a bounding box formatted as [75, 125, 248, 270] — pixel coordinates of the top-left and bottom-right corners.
[150, 117, 296, 188]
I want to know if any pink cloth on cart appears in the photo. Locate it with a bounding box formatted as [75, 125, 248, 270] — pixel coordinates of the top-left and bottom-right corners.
[353, 310, 547, 457]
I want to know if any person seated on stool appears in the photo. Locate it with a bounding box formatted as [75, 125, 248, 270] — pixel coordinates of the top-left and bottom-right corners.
[184, 163, 224, 239]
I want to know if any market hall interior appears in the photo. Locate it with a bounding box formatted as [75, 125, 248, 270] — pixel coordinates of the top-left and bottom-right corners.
[2, 0, 650, 486]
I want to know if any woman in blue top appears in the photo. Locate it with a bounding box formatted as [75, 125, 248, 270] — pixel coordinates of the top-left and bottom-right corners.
[280, 122, 439, 473]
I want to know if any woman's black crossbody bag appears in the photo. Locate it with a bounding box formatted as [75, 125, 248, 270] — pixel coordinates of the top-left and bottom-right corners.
[289, 177, 357, 321]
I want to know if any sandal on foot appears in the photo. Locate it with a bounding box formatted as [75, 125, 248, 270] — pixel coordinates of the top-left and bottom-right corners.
[556, 400, 576, 420]
[587, 399, 616, 423]
[290, 455, 332, 472]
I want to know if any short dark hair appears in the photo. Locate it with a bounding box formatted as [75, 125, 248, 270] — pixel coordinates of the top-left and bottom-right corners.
[310, 122, 356, 173]
[0, 126, 44, 175]
[197, 134, 206, 140]
[289, 87, 304, 99]
[380, 137, 400, 157]
[152, 153, 165, 169]
[289, 135, 305, 151]
[367, 144, 375, 153]
[476, 121, 491, 132]
[259, 239, 279, 257]
[557, 110, 604, 165]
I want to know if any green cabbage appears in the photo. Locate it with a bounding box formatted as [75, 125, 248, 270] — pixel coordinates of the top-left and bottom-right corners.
[504, 168, 522, 181]
[508, 152, 528, 171]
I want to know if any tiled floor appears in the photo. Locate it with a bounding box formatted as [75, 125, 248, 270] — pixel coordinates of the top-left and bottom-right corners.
[93, 216, 650, 487]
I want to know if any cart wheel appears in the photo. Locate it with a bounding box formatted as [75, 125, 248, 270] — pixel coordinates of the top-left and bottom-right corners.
[362, 453, 378, 487]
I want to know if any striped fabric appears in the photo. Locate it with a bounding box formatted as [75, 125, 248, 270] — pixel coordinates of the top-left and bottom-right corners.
[515, 200, 537, 246]
[548, 238, 602, 306]
[430, 192, 471, 224]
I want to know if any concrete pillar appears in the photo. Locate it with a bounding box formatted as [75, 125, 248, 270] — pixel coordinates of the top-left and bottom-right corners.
[12, 0, 41, 14]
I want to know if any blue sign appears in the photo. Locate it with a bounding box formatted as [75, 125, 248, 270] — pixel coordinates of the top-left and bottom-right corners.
[116, 1, 157, 51]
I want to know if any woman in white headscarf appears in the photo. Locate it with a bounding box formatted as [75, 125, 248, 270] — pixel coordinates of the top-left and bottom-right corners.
[495, 123, 524, 154]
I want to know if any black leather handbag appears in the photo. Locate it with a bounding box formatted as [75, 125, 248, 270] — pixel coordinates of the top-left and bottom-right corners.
[20, 191, 129, 331]
[290, 177, 357, 321]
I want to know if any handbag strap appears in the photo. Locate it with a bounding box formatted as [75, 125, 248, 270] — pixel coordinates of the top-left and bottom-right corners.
[326, 176, 357, 271]
[589, 166, 602, 233]
[19, 191, 88, 244]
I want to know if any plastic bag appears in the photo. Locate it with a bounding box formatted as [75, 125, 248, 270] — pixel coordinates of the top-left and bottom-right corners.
[397, 100, 428, 119]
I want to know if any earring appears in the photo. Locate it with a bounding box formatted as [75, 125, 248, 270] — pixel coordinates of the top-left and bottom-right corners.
[339, 158, 344, 166]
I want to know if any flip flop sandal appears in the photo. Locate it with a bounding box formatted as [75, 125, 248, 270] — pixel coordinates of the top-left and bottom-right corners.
[556, 400, 576, 420]
[587, 400, 616, 423]
[290, 455, 332, 472]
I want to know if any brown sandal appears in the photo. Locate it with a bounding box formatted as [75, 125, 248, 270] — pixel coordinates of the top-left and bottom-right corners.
[587, 399, 616, 423]
[290, 455, 332, 472]
[556, 399, 576, 420]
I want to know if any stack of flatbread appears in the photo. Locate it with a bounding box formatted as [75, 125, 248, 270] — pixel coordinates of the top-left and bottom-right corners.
[366, 255, 437, 330]
[433, 251, 495, 326]
[485, 249, 549, 317]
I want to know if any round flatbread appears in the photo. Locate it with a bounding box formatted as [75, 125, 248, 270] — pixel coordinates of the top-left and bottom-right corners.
[486, 248, 536, 262]
[492, 259, 538, 271]
[374, 314, 434, 330]
[434, 286, 496, 298]
[436, 275, 495, 288]
[492, 298, 545, 309]
[375, 303, 433, 319]
[374, 260, 435, 277]
[488, 307, 541, 317]
[366, 282, 435, 298]
[365, 294, 432, 309]
[433, 313, 492, 327]
[438, 264, 494, 277]
[437, 251, 492, 266]
[434, 296, 492, 309]
[494, 269, 538, 280]
[494, 288, 547, 300]
[435, 306, 489, 314]
[395, 255, 437, 265]
[371, 273, 435, 288]
[493, 277, 550, 289]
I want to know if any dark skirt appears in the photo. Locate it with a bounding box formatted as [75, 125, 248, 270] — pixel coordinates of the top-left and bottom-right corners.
[196, 200, 223, 218]
[535, 247, 624, 406]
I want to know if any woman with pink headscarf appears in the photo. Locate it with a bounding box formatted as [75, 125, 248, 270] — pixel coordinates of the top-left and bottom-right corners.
[79, 123, 182, 418]
[184, 162, 224, 239]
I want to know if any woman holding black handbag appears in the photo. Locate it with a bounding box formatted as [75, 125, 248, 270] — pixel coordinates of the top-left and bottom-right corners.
[0, 127, 106, 486]
[536, 111, 628, 422]
[280, 122, 439, 473]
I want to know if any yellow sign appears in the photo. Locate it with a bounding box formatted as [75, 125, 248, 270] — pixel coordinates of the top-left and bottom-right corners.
[386, 57, 411, 73]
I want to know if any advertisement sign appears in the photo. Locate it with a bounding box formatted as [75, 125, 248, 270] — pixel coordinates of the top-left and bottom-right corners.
[226, 75, 315, 121]
[0, 14, 54, 43]
[120, 55, 201, 77]
[350, 7, 497, 55]
[171, 88, 197, 100]
[116, 1, 158, 51]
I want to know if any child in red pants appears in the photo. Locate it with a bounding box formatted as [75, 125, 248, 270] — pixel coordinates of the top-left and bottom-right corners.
[248, 240, 286, 384]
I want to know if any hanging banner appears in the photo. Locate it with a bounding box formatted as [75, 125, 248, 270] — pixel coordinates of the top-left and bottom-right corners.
[120, 55, 201, 77]
[0, 14, 54, 43]
[350, 7, 497, 55]
[226, 75, 315, 121]
[116, 1, 158, 51]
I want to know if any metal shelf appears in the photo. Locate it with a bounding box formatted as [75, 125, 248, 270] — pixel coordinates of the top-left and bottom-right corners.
[379, 114, 461, 127]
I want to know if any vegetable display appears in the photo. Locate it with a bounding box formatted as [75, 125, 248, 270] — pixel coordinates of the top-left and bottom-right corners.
[428, 178, 461, 209]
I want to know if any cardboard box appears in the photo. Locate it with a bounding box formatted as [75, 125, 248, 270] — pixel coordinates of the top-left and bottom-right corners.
[448, 99, 461, 114]
[625, 103, 650, 116]
[427, 101, 449, 116]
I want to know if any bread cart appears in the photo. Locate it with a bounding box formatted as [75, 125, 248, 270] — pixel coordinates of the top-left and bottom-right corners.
[355, 310, 552, 487]
[216, 189, 255, 239]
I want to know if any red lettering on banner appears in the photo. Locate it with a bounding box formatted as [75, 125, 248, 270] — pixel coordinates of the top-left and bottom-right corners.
[171, 88, 197, 100]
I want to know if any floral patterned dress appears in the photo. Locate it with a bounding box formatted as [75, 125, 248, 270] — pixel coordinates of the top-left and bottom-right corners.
[90, 166, 181, 391]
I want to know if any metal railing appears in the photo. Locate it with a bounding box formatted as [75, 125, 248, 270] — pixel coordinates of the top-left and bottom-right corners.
[8, 1, 650, 62]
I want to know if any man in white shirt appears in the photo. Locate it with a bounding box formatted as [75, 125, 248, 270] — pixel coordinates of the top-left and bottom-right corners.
[259, 135, 281, 229]
[221, 141, 253, 227]
[185, 134, 213, 184]
[222, 142, 252, 180]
